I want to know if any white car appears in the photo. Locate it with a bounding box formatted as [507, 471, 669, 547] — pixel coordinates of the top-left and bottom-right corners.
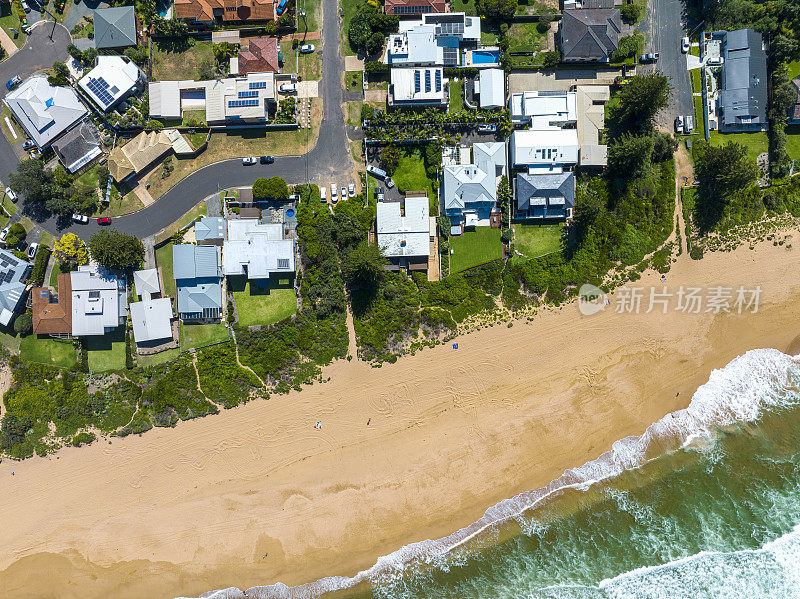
[675, 115, 684, 134]
[330, 184, 337, 201]
[20, 0, 30, 12]
[385, 177, 395, 189]
[681, 37, 690, 53]
[299, 44, 316, 54]
[279, 83, 297, 94]
[71, 213, 89, 223]
[0, 227, 9, 242]
[242, 156, 258, 165]
[321, 186, 327, 202]
[348, 183, 355, 198]
[707, 56, 724, 66]
[4, 187, 17, 203]
[26, 242, 38, 260]
[341, 186, 347, 200]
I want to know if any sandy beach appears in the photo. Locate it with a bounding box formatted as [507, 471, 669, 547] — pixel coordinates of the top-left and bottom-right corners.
[1, 234, 799, 599]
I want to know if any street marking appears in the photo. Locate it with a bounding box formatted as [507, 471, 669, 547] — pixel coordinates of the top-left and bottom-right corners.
[4, 116, 17, 139]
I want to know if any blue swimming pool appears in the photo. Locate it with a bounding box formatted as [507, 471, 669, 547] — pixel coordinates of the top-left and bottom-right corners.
[472, 50, 500, 64]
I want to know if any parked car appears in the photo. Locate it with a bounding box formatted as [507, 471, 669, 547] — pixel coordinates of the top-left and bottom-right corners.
[675, 115, 684, 134]
[684, 115, 695, 133]
[260, 155, 275, 164]
[320, 186, 327, 202]
[71, 213, 89, 223]
[376, 187, 384, 201]
[22, 139, 35, 151]
[385, 177, 395, 189]
[279, 83, 297, 94]
[707, 56, 724, 66]
[341, 186, 347, 200]
[330, 184, 338, 201]
[477, 124, 497, 133]
[639, 53, 659, 63]
[5, 76, 21, 91]
[681, 37, 690, 53]
[288, 193, 301, 201]
[276, 0, 288, 14]
[242, 156, 258, 165]
[299, 44, 316, 54]
[4, 187, 17, 203]
[685, 138, 692, 150]
[348, 183, 355, 198]
[97, 217, 112, 225]
[366, 165, 387, 180]
[20, 0, 30, 13]
[26, 242, 38, 260]
[0, 227, 9, 242]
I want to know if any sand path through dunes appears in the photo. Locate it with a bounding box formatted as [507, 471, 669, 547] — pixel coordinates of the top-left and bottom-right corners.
[2, 236, 800, 598]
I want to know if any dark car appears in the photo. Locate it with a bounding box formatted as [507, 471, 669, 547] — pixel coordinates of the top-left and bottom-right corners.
[22, 139, 35, 151]
[5, 76, 21, 91]
[97, 217, 112, 225]
[260, 155, 275, 164]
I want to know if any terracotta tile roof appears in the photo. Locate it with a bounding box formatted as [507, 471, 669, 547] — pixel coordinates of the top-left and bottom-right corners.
[174, 0, 274, 22]
[238, 37, 280, 75]
[384, 0, 447, 15]
[32, 273, 72, 336]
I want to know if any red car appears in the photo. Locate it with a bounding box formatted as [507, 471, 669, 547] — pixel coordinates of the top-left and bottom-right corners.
[97, 217, 112, 225]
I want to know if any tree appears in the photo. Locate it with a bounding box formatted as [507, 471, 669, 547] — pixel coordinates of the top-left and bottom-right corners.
[380, 145, 401, 175]
[53, 232, 89, 267]
[13, 313, 32, 335]
[613, 33, 644, 62]
[89, 230, 145, 271]
[348, 10, 374, 54]
[541, 50, 561, 70]
[197, 56, 215, 80]
[47, 61, 70, 86]
[608, 133, 654, 180]
[366, 31, 384, 56]
[253, 176, 289, 199]
[97, 165, 110, 190]
[342, 240, 386, 291]
[476, 0, 516, 20]
[651, 132, 678, 162]
[611, 72, 672, 135]
[694, 141, 759, 230]
[621, 3, 641, 23]
[213, 42, 237, 66]
[9, 159, 55, 207]
[124, 46, 149, 67]
[0, 413, 31, 451]
[81, 46, 98, 68]
[5, 223, 26, 248]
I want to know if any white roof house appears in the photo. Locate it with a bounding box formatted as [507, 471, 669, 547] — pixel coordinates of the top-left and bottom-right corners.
[70, 265, 127, 336]
[78, 55, 145, 112]
[386, 13, 480, 67]
[223, 220, 296, 279]
[390, 67, 448, 107]
[130, 268, 173, 345]
[377, 197, 431, 259]
[477, 68, 505, 109]
[402, 12, 481, 42]
[510, 129, 579, 168]
[386, 25, 442, 66]
[509, 90, 578, 127]
[3, 76, 88, 149]
[473, 141, 507, 177]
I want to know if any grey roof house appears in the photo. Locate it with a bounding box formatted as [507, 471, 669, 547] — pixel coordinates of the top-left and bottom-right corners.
[51, 121, 103, 173]
[560, 9, 621, 62]
[93, 6, 138, 49]
[173, 244, 223, 321]
[515, 171, 575, 220]
[0, 250, 30, 326]
[195, 217, 226, 246]
[719, 29, 768, 132]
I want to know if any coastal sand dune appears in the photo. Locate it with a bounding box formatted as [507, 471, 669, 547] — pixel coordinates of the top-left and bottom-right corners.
[1, 236, 800, 598]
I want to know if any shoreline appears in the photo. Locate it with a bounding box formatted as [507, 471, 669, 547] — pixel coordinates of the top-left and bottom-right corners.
[1, 236, 800, 598]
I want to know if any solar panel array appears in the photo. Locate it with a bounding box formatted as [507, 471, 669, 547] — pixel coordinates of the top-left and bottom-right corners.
[239, 90, 258, 98]
[249, 81, 268, 89]
[86, 77, 115, 106]
[437, 21, 464, 36]
[229, 99, 260, 107]
[414, 70, 421, 93]
[435, 70, 442, 92]
[424, 70, 431, 92]
[0, 255, 18, 269]
[443, 47, 459, 66]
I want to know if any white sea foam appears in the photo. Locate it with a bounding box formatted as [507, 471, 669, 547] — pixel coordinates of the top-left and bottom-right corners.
[188, 349, 800, 599]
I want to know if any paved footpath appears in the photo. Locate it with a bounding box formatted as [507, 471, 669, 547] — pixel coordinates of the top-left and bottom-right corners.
[0, 28, 17, 56]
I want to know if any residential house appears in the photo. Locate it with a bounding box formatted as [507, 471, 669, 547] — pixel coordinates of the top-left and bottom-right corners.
[376, 194, 433, 272]
[3, 76, 88, 150]
[148, 71, 277, 124]
[385, 12, 481, 67]
[237, 37, 281, 75]
[440, 142, 507, 227]
[173, 244, 223, 321]
[195, 217, 226, 246]
[389, 67, 448, 108]
[718, 29, 768, 132]
[510, 129, 579, 168]
[509, 90, 577, 127]
[0, 250, 30, 326]
[563, 0, 615, 10]
[108, 129, 193, 183]
[78, 55, 146, 113]
[476, 68, 505, 109]
[223, 220, 295, 279]
[93, 6, 139, 49]
[174, 0, 275, 25]
[70, 265, 128, 337]
[51, 121, 103, 173]
[130, 268, 174, 346]
[32, 275, 72, 337]
[560, 9, 621, 62]
[576, 85, 610, 166]
[384, 0, 446, 16]
[515, 171, 576, 220]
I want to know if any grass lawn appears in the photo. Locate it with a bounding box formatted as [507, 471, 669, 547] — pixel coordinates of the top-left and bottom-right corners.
[690, 68, 701, 94]
[351, 139, 364, 162]
[181, 109, 207, 126]
[20, 336, 77, 369]
[2, 194, 17, 217]
[100, 190, 144, 218]
[513, 223, 563, 259]
[786, 125, 800, 161]
[76, 165, 99, 189]
[449, 80, 463, 114]
[708, 130, 769, 164]
[85, 328, 127, 372]
[180, 322, 230, 350]
[449, 227, 502, 274]
[449, 0, 477, 15]
[231, 276, 297, 327]
[340, 0, 361, 55]
[281, 40, 323, 80]
[152, 40, 214, 81]
[39, 231, 54, 249]
[0, 2, 27, 48]
[138, 348, 181, 368]
[393, 149, 436, 202]
[297, 0, 321, 31]
[506, 22, 544, 53]
[787, 60, 800, 81]
[481, 30, 499, 45]
[155, 242, 177, 296]
[347, 101, 363, 126]
[692, 94, 704, 131]
[155, 200, 207, 245]
[146, 110, 321, 200]
[188, 131, 208, 150]
[345, 70, 363, 92]
[0, 327, 20, 352]
[49, 260, 63, 288]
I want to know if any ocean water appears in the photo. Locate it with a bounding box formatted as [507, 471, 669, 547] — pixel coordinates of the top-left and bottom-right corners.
[197, 349, 800, 599]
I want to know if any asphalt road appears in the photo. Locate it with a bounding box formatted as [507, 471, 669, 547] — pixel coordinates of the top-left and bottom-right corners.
[639, 0, 694, 129]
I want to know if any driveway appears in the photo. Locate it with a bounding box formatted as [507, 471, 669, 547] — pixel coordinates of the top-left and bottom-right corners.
[638, 0, 693, 127]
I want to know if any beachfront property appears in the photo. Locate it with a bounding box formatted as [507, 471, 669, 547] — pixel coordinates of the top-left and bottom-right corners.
[440, 142, 507, 228]
[0, 250, 30, 326]
[376, 193, 434, 273]
[130, 268, 175, 347]
[717, 29, 768, 132]
[77, 55, 147, 113]
[515, 171, 576, 220]
[510, 90, 577, 128]
[3, 76, 88, 150]
[559, 8, 621, 62]
[384, 12, 481, 67]
[223, 219, 296, 280]
[92, 6, 139, 49]
[562, 0, 616, 9]
[575, 85, 610, 167]
[236, 37, 281, 76]
[389, 67, 448, 108]
[510, 129, 579, 168]
[148, 71, 278, 124]
[384, 0, 446, 16]
[195, 216, 227, 246]
[51, 121, 104, 173]
[172, 244, 223, 321]
[475, 69, 505, 109]
[107, 129, 194, 183]
[173, 0, 275, 25]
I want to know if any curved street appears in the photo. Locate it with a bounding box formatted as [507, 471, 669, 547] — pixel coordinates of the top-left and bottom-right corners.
[0, 0, 348, 240]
